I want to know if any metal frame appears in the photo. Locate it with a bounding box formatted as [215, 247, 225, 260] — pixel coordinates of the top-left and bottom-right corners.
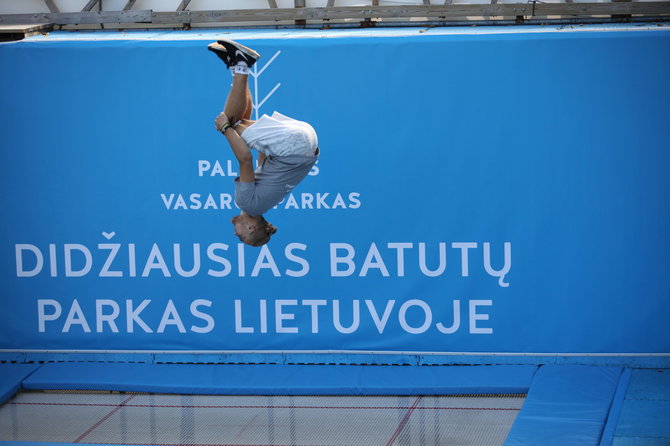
[0, 1, 668, 32]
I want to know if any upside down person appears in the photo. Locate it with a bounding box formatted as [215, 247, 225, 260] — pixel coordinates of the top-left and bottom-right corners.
[208, 39, 319, 247]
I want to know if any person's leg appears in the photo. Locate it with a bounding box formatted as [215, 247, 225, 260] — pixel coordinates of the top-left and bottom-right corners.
[210, 39, 259, 123]
[243, 87, 253, 120]
[224, 73, 250, 124]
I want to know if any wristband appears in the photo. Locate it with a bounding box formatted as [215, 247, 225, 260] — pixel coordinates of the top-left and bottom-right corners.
[218, 122, 232, 134]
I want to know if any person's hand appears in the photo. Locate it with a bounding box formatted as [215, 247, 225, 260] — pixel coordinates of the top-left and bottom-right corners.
[214, 112, 229, 131]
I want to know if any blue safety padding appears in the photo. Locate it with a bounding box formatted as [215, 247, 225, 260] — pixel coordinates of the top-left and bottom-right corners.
[0, 364, 40, 404]
[21, 363, 536, 395]
[612, 438, 670, 446]
[504, 365, 622, 446]
[599, 368, 632, 446]
[2, 26, 670, 360]
[19, 24, 670, 42]
[623, 369, 670, 401]
[615, 400, 670, 439]
[610, 369, 670, 444]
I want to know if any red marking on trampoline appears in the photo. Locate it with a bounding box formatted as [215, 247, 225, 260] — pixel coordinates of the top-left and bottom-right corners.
[385, 396, 422, 446]
[235, 413, 260, 440]
[73, 394, 136, 443]
[10, 401, 519, 411]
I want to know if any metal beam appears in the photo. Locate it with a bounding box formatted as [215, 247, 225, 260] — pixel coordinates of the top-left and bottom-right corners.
[144, 5, 519, 22]
[177, 0, 192, 12]
[0, 10, 152, 25]
[123, 0, 137, 11]
[145, 3, 670, 23]
[0, 3, 668, 26]
[44, 0, 60, 13]
[81, 0, 100, 12]
[612, 0, 632, 19]
[295, 0, 306, 26]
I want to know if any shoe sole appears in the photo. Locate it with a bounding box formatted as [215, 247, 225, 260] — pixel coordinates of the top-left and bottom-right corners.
[207, 42, 228, 54]
[216, 38, 260, 61]
[207, 42, 226, 53]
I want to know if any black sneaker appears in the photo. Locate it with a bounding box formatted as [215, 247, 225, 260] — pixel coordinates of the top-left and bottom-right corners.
[207, 42, 232, 66]
[216, 39, 260, 68]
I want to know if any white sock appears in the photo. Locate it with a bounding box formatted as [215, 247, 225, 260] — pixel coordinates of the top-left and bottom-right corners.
[233, 61, 249, 75]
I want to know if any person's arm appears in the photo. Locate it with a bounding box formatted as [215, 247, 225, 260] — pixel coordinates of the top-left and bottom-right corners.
[215, 112, 254, 183]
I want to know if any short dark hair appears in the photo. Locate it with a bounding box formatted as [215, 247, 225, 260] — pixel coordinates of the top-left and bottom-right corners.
[247, 217, 277, 247]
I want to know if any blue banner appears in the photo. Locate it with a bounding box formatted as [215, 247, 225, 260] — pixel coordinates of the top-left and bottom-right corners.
[1, 27, 669, 355]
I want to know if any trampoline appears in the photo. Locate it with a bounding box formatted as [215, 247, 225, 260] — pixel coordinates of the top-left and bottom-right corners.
[0, 362, 635, 446]
[0, 391, 524, 446]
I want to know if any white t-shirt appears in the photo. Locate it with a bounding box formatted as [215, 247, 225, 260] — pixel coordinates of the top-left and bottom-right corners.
[241, 111, 318, 157]
[234, 112, 319, 216]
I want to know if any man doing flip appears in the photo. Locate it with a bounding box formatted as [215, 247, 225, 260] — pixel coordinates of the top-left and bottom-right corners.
[208, 39, 319, 247]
